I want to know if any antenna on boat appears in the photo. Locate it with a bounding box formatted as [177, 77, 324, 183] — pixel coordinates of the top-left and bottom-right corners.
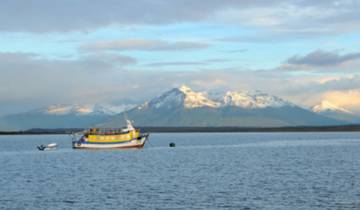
[122, 110, 132, 127]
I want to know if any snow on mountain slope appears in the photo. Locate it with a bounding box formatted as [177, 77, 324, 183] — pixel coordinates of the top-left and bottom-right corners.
[222, 91, 291, 108]
[102, 85, 343, 127]
[34, 86, 297, 116]
[179, 85, 220, 108]
[45, 105, 72, 115]
[142, 85, 292, 110]
[40, 104, 134, 116]
[142, 88, 184, 110]
[145, 85, 220, 109]
[312, 101, 352, 114]
[311, 100, 360, 123]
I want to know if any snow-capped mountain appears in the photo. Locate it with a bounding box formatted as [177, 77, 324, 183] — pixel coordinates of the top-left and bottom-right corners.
[1, 103, 135, 130]
[144, 85, 220, 109]
[102, 85, 343, 127]
[312, 101, 352, 114]
[142, 85, 291, 110]
[0, 86, 349, 130]
[312, 101, 360, 123]
[39, 104, 133, 115]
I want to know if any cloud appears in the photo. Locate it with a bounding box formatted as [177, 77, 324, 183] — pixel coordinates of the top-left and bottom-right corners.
[0, 52, 280, 113]
[0, 0, 245, 32]
[81, 39, 209, 52]
[145, 58, 229, 67]
[279, 50, 360, 71]
[216, 1, 360, 35]
[322, 90, 360, 113]
[0, 52, 136, 109]
[1, 51, 360, 115]
[218, 35, 282, 44]
[1, 0, 360, 36]
[218, 30, 332, 43]
[204, 59, 230, 63]
[318, 75, 360, 90]
[221, 49, 248, 53]
[287, 50, 360, 66]
[145, 62, 206, 67]
[84, 53, 137, 65]
[270, 74, 360, 108]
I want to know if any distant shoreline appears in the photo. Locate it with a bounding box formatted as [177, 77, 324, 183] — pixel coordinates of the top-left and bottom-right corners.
[1, 125, 360, 135]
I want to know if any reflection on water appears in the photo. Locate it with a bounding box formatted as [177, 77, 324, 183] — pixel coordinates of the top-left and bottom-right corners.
[1, 132, 360, 209]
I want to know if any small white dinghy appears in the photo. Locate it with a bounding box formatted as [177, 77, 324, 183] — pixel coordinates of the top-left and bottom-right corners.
[37, 143, 57, 151]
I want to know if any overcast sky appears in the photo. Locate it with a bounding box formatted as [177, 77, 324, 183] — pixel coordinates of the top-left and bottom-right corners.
[1, 0, 360, 114]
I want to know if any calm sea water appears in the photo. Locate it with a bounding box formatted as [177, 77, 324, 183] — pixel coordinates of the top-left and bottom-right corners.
[1, 132, 360, 210]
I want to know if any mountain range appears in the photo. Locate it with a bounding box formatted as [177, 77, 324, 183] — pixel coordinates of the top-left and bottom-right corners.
[0, 104, 134, 130]
[1, 85, 359, 130]
[99, 85, 348, 127]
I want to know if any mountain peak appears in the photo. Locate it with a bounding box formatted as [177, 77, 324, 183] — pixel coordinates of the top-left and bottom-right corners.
[146, 85, 220, 109]
[312, 100, 352, 114]
[178, 85, 192, 93]
[178, 85, 220, 108]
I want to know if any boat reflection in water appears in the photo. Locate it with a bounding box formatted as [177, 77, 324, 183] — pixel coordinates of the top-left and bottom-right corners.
[72, 120, 149, 149]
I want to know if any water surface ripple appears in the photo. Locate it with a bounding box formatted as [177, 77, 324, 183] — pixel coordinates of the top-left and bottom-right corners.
[1, 132, 360, 209]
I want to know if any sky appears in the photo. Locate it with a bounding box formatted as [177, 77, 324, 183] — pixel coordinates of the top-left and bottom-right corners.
[1, 0, 360, 115]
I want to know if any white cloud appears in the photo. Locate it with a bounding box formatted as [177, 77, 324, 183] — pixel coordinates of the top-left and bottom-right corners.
[0, 0, 360, 36]
[81, 39, 209, 52]
[322, 90, 360, 113]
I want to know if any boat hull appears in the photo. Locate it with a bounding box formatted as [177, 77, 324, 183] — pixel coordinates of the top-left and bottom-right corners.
[72, 134, 149, 149]
[37, 143, 57, 151]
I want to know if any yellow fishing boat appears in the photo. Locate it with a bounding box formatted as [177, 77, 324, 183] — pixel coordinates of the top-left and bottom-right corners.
[72, 120, 149, 149]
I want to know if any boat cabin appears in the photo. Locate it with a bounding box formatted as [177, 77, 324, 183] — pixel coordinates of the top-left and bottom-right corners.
[87, 127, 139, 135]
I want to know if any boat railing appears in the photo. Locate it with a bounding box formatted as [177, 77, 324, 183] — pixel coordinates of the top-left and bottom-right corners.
[86, 128, 140, 135]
